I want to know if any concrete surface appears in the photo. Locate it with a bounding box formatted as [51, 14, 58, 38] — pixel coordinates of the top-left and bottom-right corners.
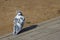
[0, 16, 60, 40]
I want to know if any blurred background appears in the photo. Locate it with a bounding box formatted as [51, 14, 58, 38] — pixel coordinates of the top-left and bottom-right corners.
[0, 0, 60, 36]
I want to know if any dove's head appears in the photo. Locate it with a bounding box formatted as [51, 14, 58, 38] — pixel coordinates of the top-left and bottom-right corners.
[17, 10, 23, 16]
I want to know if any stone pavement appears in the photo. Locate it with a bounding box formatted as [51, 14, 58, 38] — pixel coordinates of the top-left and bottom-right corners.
[0, 16, 60, 40]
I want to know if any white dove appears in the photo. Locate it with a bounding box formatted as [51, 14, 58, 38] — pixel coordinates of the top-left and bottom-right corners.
[13, 10, 25, 35]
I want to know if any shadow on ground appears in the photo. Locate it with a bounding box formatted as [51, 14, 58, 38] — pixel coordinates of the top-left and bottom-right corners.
[18, 25, 38, 34]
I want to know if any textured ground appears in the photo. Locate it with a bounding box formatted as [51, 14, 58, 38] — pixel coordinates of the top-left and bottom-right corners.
[0, 0, 60, 36]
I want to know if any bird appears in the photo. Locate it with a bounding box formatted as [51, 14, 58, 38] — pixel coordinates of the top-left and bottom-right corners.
[13, 10, 25, 35]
